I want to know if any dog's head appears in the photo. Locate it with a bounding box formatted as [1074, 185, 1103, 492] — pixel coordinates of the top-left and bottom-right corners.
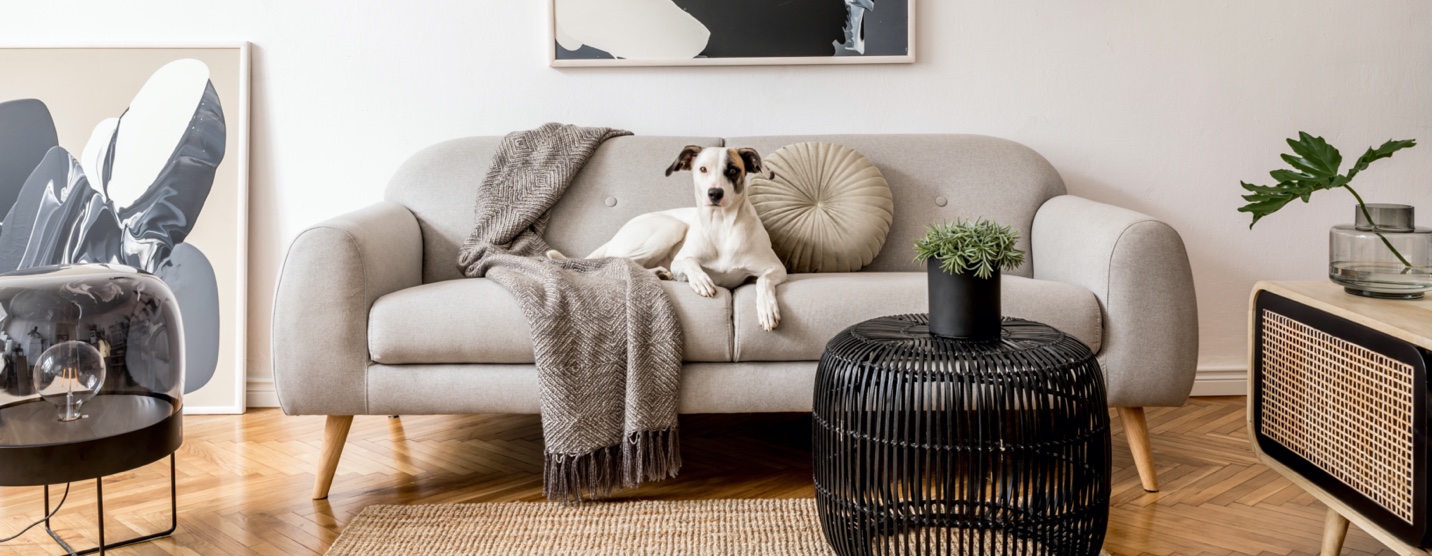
[664, 146, 763, 209]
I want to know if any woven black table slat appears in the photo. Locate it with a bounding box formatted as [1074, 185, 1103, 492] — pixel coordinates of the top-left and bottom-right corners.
[813, 314, 1110, 556]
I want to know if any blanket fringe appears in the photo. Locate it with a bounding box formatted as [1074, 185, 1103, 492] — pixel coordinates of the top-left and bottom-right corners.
[544, 443, 621, 504]
[544, 427, 681, 504]
[622, 427, 682, 487]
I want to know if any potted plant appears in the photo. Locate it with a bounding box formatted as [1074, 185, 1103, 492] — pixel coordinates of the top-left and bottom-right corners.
[1239, 132, 1431, 298]
[914, 218, 1025, 339]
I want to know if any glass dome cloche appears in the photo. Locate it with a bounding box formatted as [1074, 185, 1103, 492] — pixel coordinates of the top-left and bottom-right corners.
[0, 264, 184, 486]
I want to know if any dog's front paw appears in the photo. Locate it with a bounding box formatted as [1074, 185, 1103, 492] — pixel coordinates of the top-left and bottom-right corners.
[651, 267, 674, 280]
[688, 273, 717, 297]
[757, 295, 781, 331]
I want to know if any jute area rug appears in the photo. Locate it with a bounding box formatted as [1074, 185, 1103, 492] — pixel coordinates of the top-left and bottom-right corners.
[325, 498, 1112, 556]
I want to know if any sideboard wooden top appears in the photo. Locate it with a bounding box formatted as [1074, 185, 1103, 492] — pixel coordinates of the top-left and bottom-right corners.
[1253, 280, 1432, 351]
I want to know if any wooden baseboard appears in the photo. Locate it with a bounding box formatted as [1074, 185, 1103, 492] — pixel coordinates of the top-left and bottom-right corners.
[243, 366, 1251, 409]
[247, 378, 280, 408]
[1190, 366, 1247, 397]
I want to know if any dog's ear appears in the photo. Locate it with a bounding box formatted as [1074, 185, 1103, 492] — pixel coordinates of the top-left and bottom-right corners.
[736, 148, 763, 175]
[665, 145, 703, 177]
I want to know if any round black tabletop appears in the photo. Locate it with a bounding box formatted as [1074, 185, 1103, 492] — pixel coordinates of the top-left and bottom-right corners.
[842, 314, 1080, 354]
[0, 394, 182, 486]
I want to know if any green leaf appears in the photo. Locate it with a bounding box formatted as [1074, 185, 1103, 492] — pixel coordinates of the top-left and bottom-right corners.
[1347, 138, 1417, 179]
[1284, 132, 1342, 178]
[1268, 169, 1311, 183]
[1279, 153, 1325, 177]
[1240, 182, 1282, 194]
[1237, 179, 1326, 228]
[912, 217, 1024, 274]
[1239, 133, 1418, 231]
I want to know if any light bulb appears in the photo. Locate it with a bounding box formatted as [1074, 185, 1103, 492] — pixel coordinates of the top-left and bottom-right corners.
[32, 341, 106, 422]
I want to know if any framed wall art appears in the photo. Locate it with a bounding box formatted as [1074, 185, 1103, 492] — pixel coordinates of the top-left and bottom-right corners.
[550, 0, 915, 67]
[0, 43, 250, 413]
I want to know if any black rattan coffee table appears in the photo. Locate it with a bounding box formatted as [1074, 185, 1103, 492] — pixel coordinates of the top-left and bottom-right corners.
[813, 315, 1110, 555]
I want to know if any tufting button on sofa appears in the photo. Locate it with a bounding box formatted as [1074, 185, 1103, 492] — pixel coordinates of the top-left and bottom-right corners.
[935, 196, 948, 207]
[605, 196, 618, 207]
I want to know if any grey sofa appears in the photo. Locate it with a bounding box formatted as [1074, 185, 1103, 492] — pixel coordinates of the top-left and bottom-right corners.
[273, 134, 1198, 499]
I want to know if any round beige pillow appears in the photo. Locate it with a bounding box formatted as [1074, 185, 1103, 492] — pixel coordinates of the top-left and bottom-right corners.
[749, 142, 894, 273]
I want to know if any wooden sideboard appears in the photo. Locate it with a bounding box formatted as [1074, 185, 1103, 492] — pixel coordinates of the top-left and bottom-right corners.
[1249, 281, 1432, 556]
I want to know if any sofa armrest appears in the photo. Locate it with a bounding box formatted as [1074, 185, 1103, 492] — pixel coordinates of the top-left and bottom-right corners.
[1031, 195, 1198, 408]
[272, 202, 423, 415]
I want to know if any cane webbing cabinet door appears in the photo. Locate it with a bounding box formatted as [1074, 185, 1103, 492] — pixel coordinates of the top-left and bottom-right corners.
[1249, 281, 1432, 555]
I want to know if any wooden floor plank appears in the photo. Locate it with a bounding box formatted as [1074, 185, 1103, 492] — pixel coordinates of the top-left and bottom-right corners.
[0, 396, 1402, 555]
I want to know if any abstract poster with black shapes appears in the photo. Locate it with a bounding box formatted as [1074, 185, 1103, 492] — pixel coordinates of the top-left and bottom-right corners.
[551, 0, 913, 66]
[0, 46, 249, 413]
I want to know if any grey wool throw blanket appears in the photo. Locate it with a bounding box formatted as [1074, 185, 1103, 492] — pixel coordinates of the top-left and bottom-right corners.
[456, 123, 683, 503]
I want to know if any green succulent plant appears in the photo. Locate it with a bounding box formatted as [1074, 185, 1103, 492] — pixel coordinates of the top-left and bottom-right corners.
[1239, 132, 1418, 267]
[913, 218, 1025, 279]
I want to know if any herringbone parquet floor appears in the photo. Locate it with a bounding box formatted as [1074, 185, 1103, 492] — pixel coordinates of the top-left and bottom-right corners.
[0, 396, 1401, 555]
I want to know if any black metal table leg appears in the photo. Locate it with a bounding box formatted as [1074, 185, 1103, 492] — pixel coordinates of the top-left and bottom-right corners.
[95, 477, 103, 556]
[38, 454, 178, 555]
[42, 484, 79, 555]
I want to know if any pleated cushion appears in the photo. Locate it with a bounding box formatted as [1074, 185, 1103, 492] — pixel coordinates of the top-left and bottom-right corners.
[749, 142, 894, 273]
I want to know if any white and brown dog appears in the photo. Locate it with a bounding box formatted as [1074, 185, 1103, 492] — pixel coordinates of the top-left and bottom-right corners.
[547, 146, 787, 331]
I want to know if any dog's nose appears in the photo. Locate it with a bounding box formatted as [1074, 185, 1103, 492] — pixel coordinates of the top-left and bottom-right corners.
[707, 188, 724, 203]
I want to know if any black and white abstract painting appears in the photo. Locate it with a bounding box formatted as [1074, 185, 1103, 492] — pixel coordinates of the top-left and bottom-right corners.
[0, 45, 249, 413]
[550, 0, 914, 66]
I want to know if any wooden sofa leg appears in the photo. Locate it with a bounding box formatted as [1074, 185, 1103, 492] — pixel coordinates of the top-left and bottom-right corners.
[1118, 407, 1159, 492]
[314, 415, 354, 500]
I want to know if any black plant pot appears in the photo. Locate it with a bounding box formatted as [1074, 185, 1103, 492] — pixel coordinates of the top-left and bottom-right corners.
[927, 260, 1001, 340]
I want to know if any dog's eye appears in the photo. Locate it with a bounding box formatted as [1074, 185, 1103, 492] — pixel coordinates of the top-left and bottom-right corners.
[699, 167, 707, 173]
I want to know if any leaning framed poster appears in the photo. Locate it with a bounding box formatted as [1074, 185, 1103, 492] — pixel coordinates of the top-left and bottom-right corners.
[0, 43, 250, 414]
[549, 0, 915, 67]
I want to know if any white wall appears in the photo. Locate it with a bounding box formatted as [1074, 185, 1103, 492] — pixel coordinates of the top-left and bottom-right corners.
[4, 1, 1430, 403]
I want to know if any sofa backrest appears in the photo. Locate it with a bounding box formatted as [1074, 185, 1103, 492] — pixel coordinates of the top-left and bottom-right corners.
[386, 134, 1065, 283]
[726, 135, 1064, 275]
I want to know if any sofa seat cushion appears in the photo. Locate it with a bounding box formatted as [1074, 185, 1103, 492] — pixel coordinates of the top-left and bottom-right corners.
[733, 273, 1101, 362]
[369, 279, 733, 364]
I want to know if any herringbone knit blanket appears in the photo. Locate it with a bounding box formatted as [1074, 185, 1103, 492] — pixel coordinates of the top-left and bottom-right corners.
[456, 123, 683, 503]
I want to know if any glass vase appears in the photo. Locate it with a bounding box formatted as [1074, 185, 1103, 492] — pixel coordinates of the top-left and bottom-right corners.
[1329, 204, 1432, 299]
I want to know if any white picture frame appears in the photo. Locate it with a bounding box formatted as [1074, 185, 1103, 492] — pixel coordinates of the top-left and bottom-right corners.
[549, 0, 916, 67]
[0, 42, 250, 414]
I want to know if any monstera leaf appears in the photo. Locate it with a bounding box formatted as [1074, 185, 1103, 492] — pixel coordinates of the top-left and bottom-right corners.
[1239, 132, 1416, 228]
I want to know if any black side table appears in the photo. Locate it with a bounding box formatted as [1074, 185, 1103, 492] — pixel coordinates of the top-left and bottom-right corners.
[813, 315, 1110, 555]
[0, 397, 180, 555]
